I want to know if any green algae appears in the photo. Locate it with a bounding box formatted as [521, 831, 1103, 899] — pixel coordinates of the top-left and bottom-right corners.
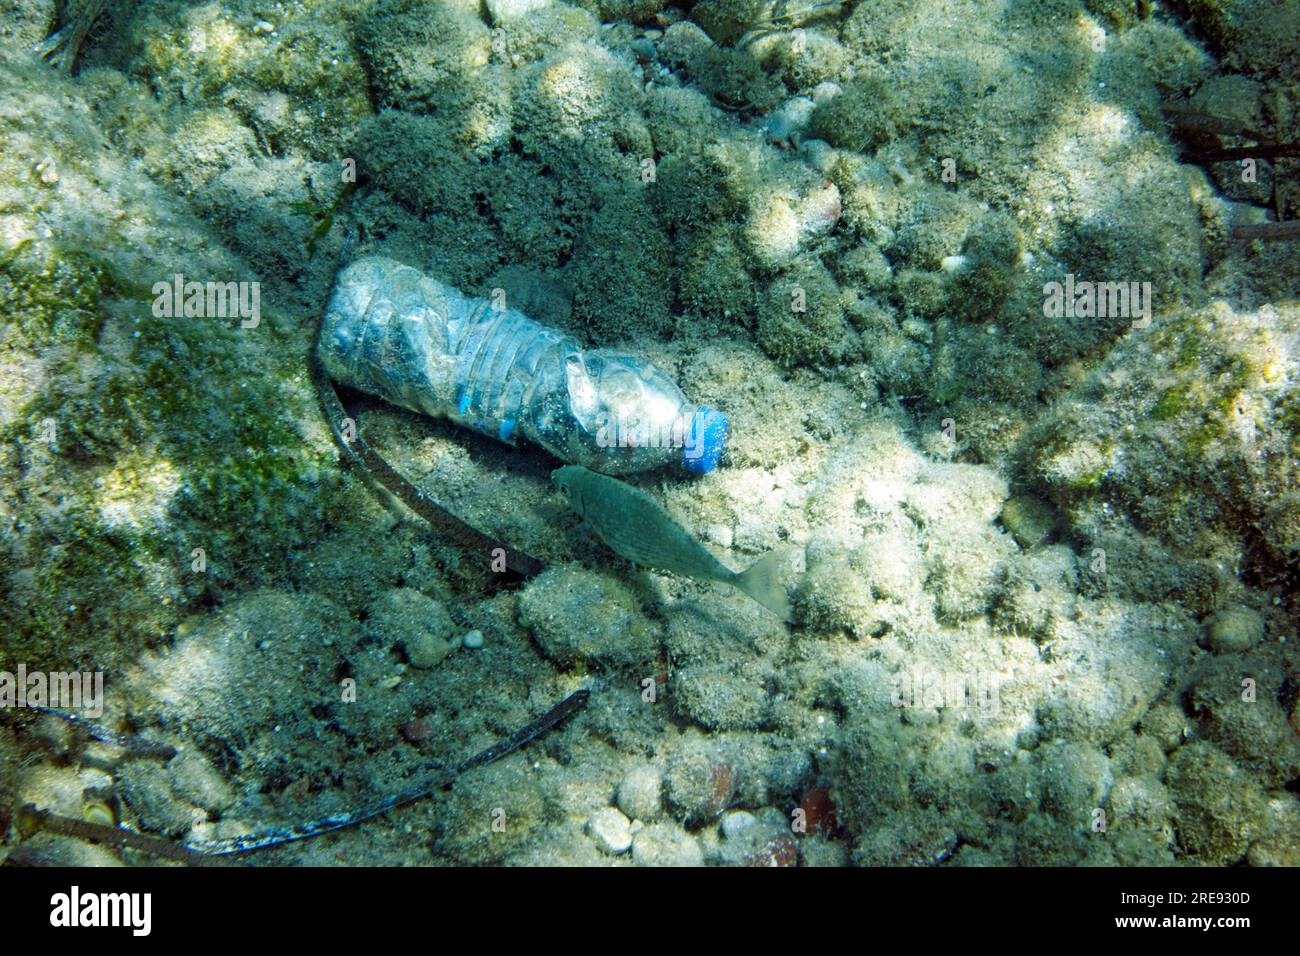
[1151, 388, 1188, 422]
[0, 225, 339, 675]
[0, 245, 122, 350]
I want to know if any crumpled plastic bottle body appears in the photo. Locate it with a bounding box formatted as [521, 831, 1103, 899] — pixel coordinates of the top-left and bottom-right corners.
[318, 256, 727, 474]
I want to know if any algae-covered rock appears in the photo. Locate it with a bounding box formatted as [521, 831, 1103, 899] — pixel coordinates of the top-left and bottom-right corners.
[0, 55, 344, 674]
[1035, 602, 1195, 745]
[756, 259, 850, 366]
[1026, 301, 1300, 565]
[617, 764, 664, 821]
[570, 184, 673, 339]
[809, 74, 901, 155]
[1187, 654, 1300, 789]
[168, 108, 257, 192]
[126, 2, 370, 159]
[1037, 739, 1113, 830]
[572, 0, 669, 20]
[367, 588, 457, 669]
[742, 179, 841, 273]
[993, 544, 1078, 643]
[435, 756, 552, 864]
[1000, 495, 1057, 550]
[752, 28, 849, 91]
[1105, 774, 1174, 838]
[687, 43, 786, 113]
[631, 821, 705, 866]
[128, 591, 361, 756]
[1262, 491, 1300, 554]
[675, 224, 757, 332]
[1181, 0, 1300, 75]
[797, 546, 891, 638]
[663, 734, 738, 825]
[355, 0, 494, 113]
[515, 41, 649, 172]
[691, 0, 769, 45]
[1166, 741, 1269, 865]
[518, 564, 659, 669]
[672, 663, 770, 731]
[1203, 605, 1264, 654]
[0, 0, 55, 50]
[948, 212, 1023, 322]
[1249, 797, 1300, 867]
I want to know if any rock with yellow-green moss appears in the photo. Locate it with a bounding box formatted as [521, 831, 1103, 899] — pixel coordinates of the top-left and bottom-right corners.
[808, 75, 901, 156]
[1203, 605, 1264, 654]
[355, 0, 494, 113]
[1188, 653, 1300, 788]
[518, 564, 659, 670]
[1025, 301, 1299, 566]
[751, 28, 849, 91]
[1000, 494, 1057, 550]
[1166, 741, 1269, 865]
[128, 3, 369, 159]
[756, 259, 850, 366]
[0, 55, 349, 674]
[691, 0, 769, 45]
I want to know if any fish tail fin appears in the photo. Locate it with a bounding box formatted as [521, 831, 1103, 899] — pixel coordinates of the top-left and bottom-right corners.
[735, 549, 792, 621]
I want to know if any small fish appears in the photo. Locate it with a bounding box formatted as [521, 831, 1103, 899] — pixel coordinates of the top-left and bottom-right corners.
[552, 465, 792, 620]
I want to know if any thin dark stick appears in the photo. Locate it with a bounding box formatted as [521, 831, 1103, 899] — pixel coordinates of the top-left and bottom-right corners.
[1182, 143, 1300, 163]
[1161, 103, 1270, 142]
[27, 705, 177, 760]
[185, 689, 590, 856]
[311, 354, 546, 581]
[1231, 220, 1300, 241]
[15, 805, 232, 866]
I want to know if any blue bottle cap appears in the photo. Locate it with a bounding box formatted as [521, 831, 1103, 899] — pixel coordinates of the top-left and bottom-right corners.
[682, 406, 728, 474]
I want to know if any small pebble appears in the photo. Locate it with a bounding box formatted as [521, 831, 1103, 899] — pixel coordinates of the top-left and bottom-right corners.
[665, 752, 734, 824]
[799, 138, 836, 172]
[462, 629, 484, 649]
[705, 525, 733, 549]
[485, 0, 551, 24]
[1000, 494, 1057, 549]
[407, 630, 453, 668]
[587, 807, 633, 855]
[401, 717, 434, 744]
[367, 589, 457, 668]
[720, 810, 758, 840]
[715, 808, 798, 867]
[811, 81, 841, 105]
[1205, 606, 1264, 654]
[617, 765, 663, 821]
[632, 822, 703, 867]
[82, 801, 116, 827]
[743, 830, 798, 867]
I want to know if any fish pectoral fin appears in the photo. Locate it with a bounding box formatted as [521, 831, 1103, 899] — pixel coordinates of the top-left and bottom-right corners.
[735, 549, 793, 622]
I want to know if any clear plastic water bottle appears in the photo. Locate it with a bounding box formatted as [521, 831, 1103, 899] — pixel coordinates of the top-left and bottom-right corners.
[318, 257, 729, 475]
